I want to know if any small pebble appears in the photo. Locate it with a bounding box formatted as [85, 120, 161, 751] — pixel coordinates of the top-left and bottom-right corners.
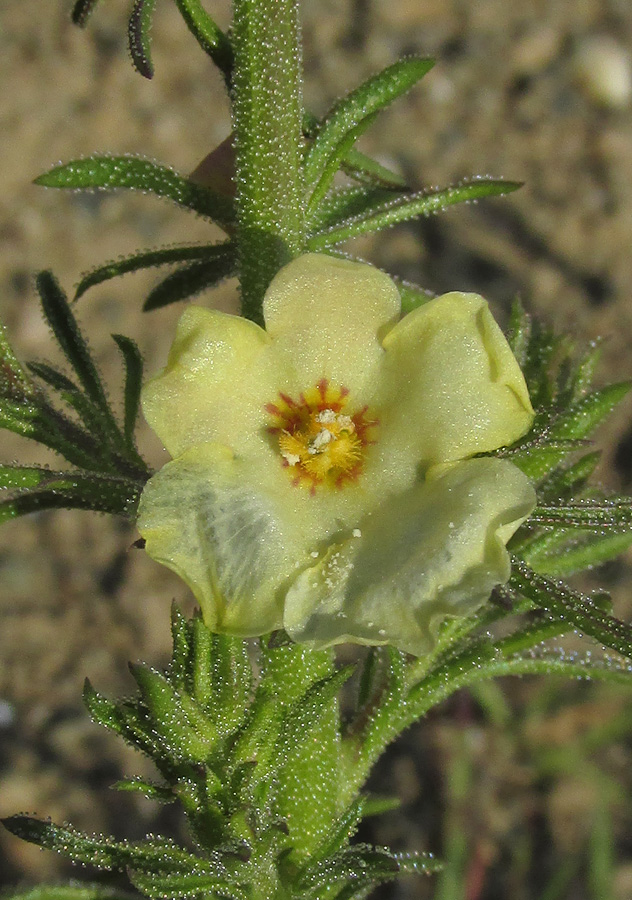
[574, 35, 632, 109]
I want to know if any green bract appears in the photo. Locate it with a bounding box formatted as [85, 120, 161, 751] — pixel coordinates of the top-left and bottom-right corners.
[138, 254, 536, 654]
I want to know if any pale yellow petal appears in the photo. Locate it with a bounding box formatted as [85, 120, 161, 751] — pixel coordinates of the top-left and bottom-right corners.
[137, 443, 308, 636]
[142, 306, 280, 459]
[378, 292, 534, 467]
[262, 253, 400, 400]
[283, 458, 535, 656]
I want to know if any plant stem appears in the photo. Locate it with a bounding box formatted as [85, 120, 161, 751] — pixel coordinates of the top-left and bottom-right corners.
[231, 0, 306, 325]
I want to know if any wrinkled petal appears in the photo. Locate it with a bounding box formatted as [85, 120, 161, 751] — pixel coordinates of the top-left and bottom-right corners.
[283, 458, 535, 656]
[263, 254, 400, 400]
[142, 307, 280, 458]
[137, 443, 308, 635]
[378, 292, 534, 468]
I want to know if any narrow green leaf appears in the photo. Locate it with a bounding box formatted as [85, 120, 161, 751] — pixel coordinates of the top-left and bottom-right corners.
[71, 0, 101, 27]
[341, 147, 407, 188]
[538, 451, 601, 500]
[308, 185, 399, 233]
[112, 777, 174, 802]
[302, 111, 407, 189]
[301, 796, 366, 868]
[83, 679, 128, 735]
[1, 817, 209, 875]
[130, 663, 217, 760]
[74, 244, 228, 300]
[529, 499, 632, 532]
[173, 0, 233, 78]
[567, 340, 603, 402]
[357, 648, 381, 709]
[549, 382, 631, 441]
[169, 602, 193, 687]
[503, 439, 588, 481]
[143, 251, 236, 311]
[127, 871, 239, 900]
[36, 157, 234, 227]
[0, 470, 143, 524]
[111, 334, 143, 449]
[522, 530, 632, 577]
[0, 322, 35, 400]
[204, 632, 253, 735]
[304, 58, 434, 192]
[27, 362, 79, 394]
[510, 559, 632, 659]
[128, 0, 157, 79]
[4, 887, 136, 900]
[306, 112, 380, 218]
[507, 298, 531, 370]
[308, 180, 521, 249]
[35, 272, 107, 410]
[396, 279, 433, 315]
[0, 464, 54, 491]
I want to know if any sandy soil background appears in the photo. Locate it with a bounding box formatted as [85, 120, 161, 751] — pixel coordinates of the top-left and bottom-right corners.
[2, 1, 632, 897]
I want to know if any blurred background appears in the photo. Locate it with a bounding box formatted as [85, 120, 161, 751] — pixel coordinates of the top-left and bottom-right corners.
[1, 1, 632, 897]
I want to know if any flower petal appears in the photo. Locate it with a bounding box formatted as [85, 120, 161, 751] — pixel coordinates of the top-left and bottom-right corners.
[137, 443, 307, 636]
[283, 458, 535, 656]
[378, 292, 534, 467]
[142, 306, 278, 458]
[262, 253, 400, 399]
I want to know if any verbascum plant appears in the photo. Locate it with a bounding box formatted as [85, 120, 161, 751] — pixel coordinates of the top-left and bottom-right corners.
[2, 2, 632, 899]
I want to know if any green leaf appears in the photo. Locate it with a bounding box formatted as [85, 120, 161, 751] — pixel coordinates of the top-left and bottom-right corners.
[111, 334, 143, 449]
[35, 157, 234, 227]
[520, 530, 632, 578]
[74, 244, 229, 300]
[143, 250, 236, 311]
[537, 451, 601, 500]
[127, 871, 241, 900]
[341, 147, 407, 189]
[306, 112, 380, 218]
[0, 470, 143, 523]
[128, 0, 157, 79]
[0, 464, 55, 491]
[27, 362, 79, 394]
[0, 322, 35, 400]
[35, 272, 108, 412]
[71, 0, 101, 27]
[549, 382, 631, 441]
[1, 817, 209, 875]
[396, 279, 433, 315]
[308, 179, 522, 249]
[528, 499, 632, 532]
[304, 57, 434, 198]
[129, 663, 217, 761]
[302, 111, 407, 189]
[510, 559, 632, 660]
[3, 887, 136, 900]
[308, 186, 399, 233]
[112, 777, 175, 802]
[507, 298, 531, 370]
[169, 602, 193, 688]
[173, 0, 234, 79]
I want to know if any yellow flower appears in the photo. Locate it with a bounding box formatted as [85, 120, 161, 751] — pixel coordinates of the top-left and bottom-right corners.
[138, 254, 536, 655]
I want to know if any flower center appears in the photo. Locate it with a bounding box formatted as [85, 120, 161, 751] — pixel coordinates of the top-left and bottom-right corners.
[265, 379, 375, 490]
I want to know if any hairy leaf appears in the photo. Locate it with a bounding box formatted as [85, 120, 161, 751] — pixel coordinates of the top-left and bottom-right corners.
[111, 334, 143, 449]
[71, 0, 102, 27]
[308, 179, 521, 249]
[128, 0, 157, 79]
[36, 157, 234, 227]
[304, 58, 434, 192]
[74, 244, 229, 300]
[173, 0, 233, 78]
[143, 250, 236, 310]
[510, 559, 632, 659]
